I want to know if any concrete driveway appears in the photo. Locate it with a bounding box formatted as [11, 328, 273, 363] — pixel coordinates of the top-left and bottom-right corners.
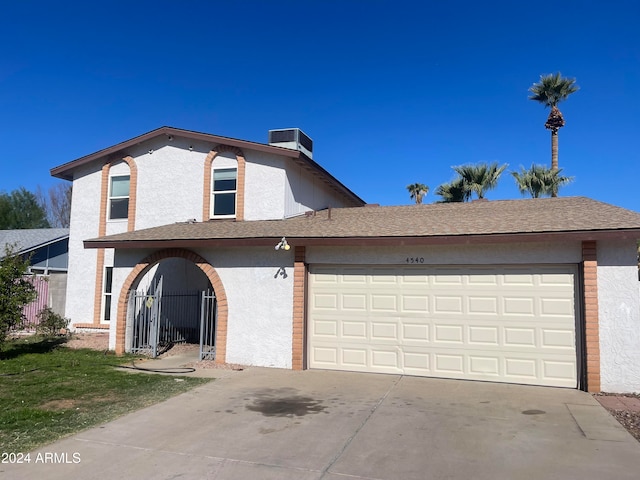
[2, 367, 639, 480]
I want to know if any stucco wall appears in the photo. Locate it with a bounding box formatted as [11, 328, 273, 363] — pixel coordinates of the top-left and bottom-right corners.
[284, 163, 356, 217]
[110, 247, 295, 368]
[211, 248, 294, 368]
[243, 151, 287, 220]
[65, 163, 102, 325]
[134, 138, 206, 229]
[597, 239, 640, 393]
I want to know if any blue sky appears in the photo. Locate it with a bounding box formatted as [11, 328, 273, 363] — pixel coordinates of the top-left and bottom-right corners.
[1, 0, 638, 211]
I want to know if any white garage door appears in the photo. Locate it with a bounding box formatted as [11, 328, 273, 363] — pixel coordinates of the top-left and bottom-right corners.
[308, 265, 578, 388]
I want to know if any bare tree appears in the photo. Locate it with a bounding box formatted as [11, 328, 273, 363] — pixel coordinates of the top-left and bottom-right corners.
[36, 182, 72, 228]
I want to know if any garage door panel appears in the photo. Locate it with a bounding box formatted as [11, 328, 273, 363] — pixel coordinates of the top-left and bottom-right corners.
[371, 349, 399, 369]
[342, 294, 367, 310]
[503, 297, 536, 315]
[468, 296, 499, 314]
[434, 295, 464, 313]
[313, 293, 338, 310]
[401, 295, 430, 312]
[342, 320, 367, 339]
[469, 355, 501, 376]
[504, 327, 536, 347]
[402, 323, 430, 342]
[371, 322, 398, 340]
[342, 348, 367, 367]
[468, 326, 500, 345]
[541, 298, 574, 316]
[434, 354, 465, 373]
[311, 346, 338, 365]
[371, 294, 397, 311]
[312, 318, 338, 337]
[309, 265, 578, 388]
[434, 324, 464, 343]
[542, 329, 575, 349]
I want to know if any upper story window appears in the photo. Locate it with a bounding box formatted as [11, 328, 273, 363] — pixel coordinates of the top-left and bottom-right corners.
[211, 168, 237, 218]
[109, 175, 130, 220]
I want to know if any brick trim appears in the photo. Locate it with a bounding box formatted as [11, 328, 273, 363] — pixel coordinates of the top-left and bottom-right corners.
[582, 240, 600, 392]
[114, 248, 228, 364]
[92, 157, 138, 325]
[292, 246, 306, 370]
[123, 156, 138, 232]
[202, 145, 245, 221]
[73, 323, 110, 330]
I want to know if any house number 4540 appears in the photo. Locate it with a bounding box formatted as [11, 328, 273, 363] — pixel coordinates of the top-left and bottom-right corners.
[405, 257, 424, 264]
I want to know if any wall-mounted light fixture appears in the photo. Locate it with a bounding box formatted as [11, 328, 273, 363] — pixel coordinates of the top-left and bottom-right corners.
[148, 149, 154, 154]
[275, 237, 290, 251]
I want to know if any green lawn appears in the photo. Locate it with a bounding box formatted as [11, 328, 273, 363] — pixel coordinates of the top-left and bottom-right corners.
[0, 336, 211, 452]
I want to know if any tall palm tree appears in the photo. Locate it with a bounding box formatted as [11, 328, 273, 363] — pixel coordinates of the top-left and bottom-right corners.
[435, 178, 468, 203]
[529, 72, 579, 179]
[452, 162, 507, 200]
[406, 183, 429, 204]
[511, 164, 574, 198]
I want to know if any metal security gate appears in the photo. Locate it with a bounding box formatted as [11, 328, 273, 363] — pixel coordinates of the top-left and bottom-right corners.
[130, 277, 217, 359]
[160, 291, 202, 344]
[199, 290, 217, 360]
[130, 277, 163, 357]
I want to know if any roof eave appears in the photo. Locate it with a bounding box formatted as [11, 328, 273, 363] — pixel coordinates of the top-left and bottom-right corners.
[50, 126, 303, 180]
[83, 228, 640, 250]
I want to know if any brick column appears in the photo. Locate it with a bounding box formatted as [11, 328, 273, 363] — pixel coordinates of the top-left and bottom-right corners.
[582, 240, 600, 392]
[292, 246, 306, 370]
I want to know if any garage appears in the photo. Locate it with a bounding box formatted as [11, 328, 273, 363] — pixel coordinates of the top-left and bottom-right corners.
[308, 264, 579, 388]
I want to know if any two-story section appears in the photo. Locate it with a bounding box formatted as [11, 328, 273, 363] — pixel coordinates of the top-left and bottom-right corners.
[50, 127, 365, 333]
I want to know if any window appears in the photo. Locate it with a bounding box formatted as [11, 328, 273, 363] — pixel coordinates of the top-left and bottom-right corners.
[102, 267, 113, 322]
[211, 168, 237, 217]
[109, 175, 130, 220]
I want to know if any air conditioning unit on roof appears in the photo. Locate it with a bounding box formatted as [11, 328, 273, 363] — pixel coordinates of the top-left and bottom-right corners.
[268, 128, 313, 159]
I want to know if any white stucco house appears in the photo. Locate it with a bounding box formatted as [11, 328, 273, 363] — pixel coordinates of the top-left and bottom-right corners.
[51, 126, 640, 393]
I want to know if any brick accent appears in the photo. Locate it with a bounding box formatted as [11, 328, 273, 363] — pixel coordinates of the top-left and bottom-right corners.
[92, 157, 138, 326]
[202, 145, 245, 221]
[73, 323, 110, 330]
[292, 246, 306, 370]
[124, 156, 138, 232]
[114, 248, 228, 363]
[582, 240, 600, 392]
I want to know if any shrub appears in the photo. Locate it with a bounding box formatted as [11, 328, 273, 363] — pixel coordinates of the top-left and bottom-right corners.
[0, 244, 37, 348]
[35, 307, 69, 337]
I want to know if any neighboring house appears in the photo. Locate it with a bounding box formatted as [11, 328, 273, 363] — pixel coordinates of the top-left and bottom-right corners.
[0, 228, 69, 323]
[51, 126, 640, 393]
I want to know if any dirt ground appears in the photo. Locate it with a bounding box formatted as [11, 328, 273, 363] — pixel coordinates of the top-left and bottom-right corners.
[65, 333, 640, 442]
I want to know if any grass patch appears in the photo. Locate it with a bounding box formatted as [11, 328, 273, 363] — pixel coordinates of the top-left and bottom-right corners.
[0, 336, 211, 452]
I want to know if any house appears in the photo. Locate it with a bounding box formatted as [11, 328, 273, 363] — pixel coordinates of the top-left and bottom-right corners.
[51, 126, 640, 393]
[0, 228, 69, 322]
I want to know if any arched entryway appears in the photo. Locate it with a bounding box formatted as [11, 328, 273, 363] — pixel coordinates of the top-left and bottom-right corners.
[115, 248, 227, 364]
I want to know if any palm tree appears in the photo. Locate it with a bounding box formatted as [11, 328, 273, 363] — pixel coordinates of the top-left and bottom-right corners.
[529, 73, 579, 178]
[452, 162, 507, 200]
[406, 183, 429, 204]
[435, 178, 468, 203]
[511, 164, 574, 198]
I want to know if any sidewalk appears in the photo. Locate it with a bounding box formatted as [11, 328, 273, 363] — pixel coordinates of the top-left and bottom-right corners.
[115, 351, 245, 379]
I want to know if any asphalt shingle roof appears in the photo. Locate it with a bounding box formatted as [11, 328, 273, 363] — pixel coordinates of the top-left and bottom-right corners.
[85, 197, 640, 247]
[0, 228, 70, 254]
